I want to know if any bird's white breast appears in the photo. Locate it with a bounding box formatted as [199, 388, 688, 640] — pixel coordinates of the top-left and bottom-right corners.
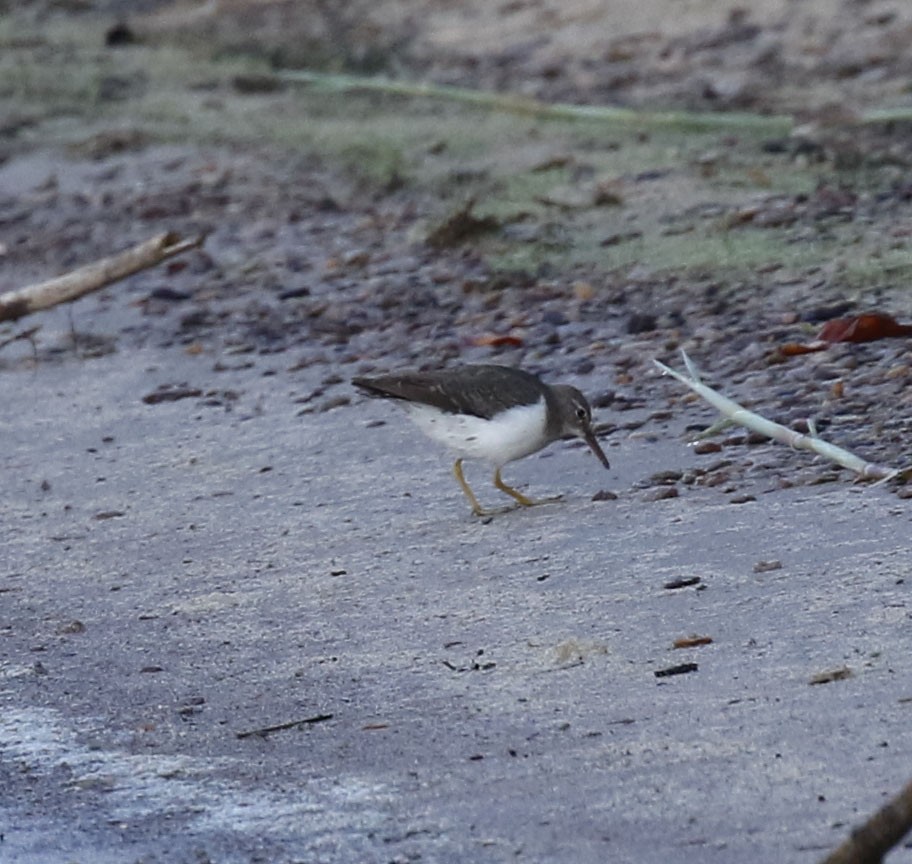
[403, 398, 548, 466]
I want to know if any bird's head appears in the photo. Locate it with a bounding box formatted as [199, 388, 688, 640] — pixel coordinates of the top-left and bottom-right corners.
[552, 385, 610, 469]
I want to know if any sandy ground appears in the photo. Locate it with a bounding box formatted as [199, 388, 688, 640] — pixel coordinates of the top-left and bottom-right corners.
[2, 280, 911, 863]
[2, 2, 912, 862]
[1, 143, 911, 864]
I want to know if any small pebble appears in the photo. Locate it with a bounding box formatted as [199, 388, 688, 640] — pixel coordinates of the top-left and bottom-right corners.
[643, 486, 679, 502]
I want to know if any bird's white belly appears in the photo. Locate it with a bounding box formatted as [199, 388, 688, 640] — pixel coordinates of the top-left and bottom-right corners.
[404, 399, 548, 466]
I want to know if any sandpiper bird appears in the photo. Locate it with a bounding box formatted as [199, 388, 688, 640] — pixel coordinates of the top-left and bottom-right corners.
[352, 364, 610, 516]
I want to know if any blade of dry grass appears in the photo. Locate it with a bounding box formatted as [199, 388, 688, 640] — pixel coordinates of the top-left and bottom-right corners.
[278, 70, 794, 133]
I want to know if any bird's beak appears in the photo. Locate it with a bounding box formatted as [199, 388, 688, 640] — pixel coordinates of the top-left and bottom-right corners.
[583, 425, 610, 469]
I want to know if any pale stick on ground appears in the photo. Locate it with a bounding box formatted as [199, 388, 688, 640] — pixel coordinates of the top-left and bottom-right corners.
[0, 231, 205, 324]
[654, 351, 902, 482]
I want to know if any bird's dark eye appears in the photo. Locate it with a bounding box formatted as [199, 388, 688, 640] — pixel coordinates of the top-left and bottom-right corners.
[575, 406, 587, 420]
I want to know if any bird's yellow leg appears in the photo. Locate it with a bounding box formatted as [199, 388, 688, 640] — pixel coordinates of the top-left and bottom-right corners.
[493, 467, 563, 508]
[454, 459, 492, 517]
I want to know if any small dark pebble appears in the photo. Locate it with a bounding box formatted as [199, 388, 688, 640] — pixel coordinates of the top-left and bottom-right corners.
[179, 310, 212, 331]
[693, 441, 723, 455]
[591, 489, 618, 501]
[149, 286, 191, 302]
[232, 74, 283, 94]
[664, 576, 701, 590]
[654, 662, 698, 678]
[142, 384, 203, 404]
[93, 510, 125, 520]
[105, 21, 135, 47]
[627, 312, 658, 334]
[800, 302, 855, 323]
[600, 230, 642, 246]
[542, 310, 569, 326]
[791, 417, 831, 434]
[278, 286, 311, 300]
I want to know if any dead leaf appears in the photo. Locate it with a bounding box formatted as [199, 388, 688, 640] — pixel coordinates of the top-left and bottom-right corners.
[818, 312, 912, 343]
[471, 333, 524, 348]
[778, 341, 828, 356]
[673, 635, 713, 649]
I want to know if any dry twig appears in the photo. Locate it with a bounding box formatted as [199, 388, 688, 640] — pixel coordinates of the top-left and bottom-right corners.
[235, 713, 334, 739]
[0, 232, 204, 324]
[654, 351, 900, 481]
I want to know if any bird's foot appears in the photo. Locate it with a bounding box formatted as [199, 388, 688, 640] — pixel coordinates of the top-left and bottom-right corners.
[493, 468, 564, 509]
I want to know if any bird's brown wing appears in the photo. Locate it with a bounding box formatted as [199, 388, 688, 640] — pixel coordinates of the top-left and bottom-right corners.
[352, 365, 545, 420]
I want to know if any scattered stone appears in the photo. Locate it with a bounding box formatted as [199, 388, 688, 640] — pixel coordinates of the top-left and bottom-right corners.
[664, 576, 701, 590]
[142, 384, 204, 404]
[649, 469, 683, 484]
[643, 486, 679, 501]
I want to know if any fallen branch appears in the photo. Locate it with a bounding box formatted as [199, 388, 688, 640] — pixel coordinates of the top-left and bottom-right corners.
[654, 351, 900, 481]
[0, 231, 205, 323]
[820, 778, 912, 864]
